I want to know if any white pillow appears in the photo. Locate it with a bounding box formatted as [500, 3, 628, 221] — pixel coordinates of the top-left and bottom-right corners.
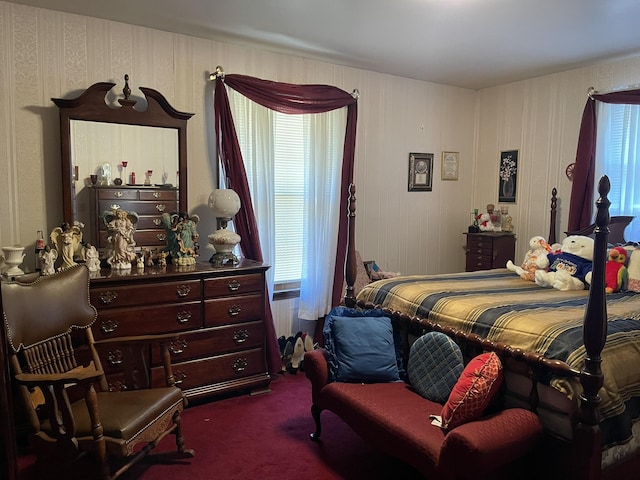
[627, 249, 640, 293]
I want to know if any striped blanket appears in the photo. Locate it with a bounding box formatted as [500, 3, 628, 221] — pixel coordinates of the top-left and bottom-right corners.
[357, 268, 640, 445]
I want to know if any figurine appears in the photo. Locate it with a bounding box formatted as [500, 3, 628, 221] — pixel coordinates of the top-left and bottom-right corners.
[160, 212, 200, 266]
[40, 245, 58, 276]
[83, 243, 101, 271]
[103, 208, 138, 269]
[50, 222, 83, 270]
[136, 252, 145, 269]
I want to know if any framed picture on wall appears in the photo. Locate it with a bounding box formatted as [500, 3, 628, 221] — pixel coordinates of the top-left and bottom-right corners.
[498, 150, 518, 203]
[408, 152, 433, 191]
[441, 151, 459, 180]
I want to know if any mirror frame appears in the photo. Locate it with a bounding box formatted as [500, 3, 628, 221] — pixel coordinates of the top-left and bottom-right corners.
[52, 76, 194, 227]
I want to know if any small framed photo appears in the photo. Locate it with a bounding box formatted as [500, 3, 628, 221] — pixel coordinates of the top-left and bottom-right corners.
[441, 151, 459, 180]
[498, 150, 518, 203]
[408, 152, 433, 191]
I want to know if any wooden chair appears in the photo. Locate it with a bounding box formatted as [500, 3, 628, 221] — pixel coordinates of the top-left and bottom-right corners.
[565, 215, 635, 245]
[1, 265, 194, 479]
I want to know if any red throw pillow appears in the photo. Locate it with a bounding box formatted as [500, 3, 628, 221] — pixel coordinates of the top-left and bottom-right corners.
[440, 352, 503, 430]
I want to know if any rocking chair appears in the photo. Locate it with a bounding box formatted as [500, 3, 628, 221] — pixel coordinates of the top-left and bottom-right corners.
[1, 265, 194, 479]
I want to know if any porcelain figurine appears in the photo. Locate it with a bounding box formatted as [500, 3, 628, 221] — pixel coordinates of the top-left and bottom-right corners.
[39, 245, 58, 276]
[83, 243, 101, 271]
[160, 212, 200, 266]
[103, 208, 138, 269]
[50, 222, 83, 270]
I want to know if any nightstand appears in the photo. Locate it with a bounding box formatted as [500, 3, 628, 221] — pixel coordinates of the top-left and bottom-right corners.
[464, 232, 516, 272]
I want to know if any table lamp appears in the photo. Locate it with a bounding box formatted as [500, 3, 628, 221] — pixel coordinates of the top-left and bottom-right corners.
[208, 189, 242, 266]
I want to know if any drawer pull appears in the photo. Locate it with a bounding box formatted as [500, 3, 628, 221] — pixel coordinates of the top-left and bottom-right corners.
[157, 233, 166, 241]
[113, 191, 123, 198]
[232, 329, 249, 344]
[174, 370, 187, 385]
[169, 339, 188, 355]
[153, 192, 160, 198]
[155, 204, 166, 212]
[99, 290, 118, 305]
[153, 218, 162, 226]
[110, 204, 121, 210]
[176, 285, 191, 297]
[108, 380, 128, 392]
[228, 305, 242, 317]
[227, 279, 241, 292]
[232, 357, 248, 374]
[176, 311, 192, 324]
[108, 349, 124, 366]
[101, 319, 119, 334]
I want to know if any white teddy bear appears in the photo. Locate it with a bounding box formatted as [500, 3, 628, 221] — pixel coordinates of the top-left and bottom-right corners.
[506, 235, 550, 281]
[534, 235, 594, 291]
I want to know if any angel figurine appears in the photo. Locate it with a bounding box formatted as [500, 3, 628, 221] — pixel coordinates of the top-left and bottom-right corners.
[103, 208, 139, 269]
[50, 222, 83, 270]
[39, 245, 58, 276]
[83, 243, 101, 272]
[160, 212, 200, 266]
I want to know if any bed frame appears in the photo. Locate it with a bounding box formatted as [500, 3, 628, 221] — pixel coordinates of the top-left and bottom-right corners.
[342, 177, 639, 480]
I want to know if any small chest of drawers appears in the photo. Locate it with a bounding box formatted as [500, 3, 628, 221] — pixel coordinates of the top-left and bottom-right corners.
[88, 261, 271, 399]
[465, 232, 516, 272]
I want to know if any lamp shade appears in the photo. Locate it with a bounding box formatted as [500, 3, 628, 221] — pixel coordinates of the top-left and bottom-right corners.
[208, 189, 241, 218]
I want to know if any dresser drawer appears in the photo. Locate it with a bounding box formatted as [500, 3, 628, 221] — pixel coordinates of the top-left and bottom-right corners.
[204, 294, 264, 326]
[466, 255, 493, 271]
[151, 348, 266, 390]
[91, 279, 201, 308]
[97, 189, 138, 201]
[133, 229, 168, 246]
[466, 236, 494, 250]
[98, 200, 177, 216]
[139, 189, 177, 201]
[151, 321, 265, 365]
[204, 273, 264, 298]
[136, 215, 165, 230]
[93, 301, 202, 340]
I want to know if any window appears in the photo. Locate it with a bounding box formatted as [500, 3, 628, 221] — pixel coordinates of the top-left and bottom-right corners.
[595, 102, 640, 240]
[227, 89, 347, 317]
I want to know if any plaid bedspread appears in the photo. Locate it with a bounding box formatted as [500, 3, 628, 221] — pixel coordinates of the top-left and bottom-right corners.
[357, 268, 640, 444]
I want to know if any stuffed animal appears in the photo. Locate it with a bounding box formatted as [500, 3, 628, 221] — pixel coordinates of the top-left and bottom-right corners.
[605, 246, 629, 293]
[534, 235, 594, 291]
[506, 235, 551, 281]
[477, 212, 494, 231]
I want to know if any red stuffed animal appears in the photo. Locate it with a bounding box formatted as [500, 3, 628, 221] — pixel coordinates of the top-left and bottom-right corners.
[605, 246, 629, 293]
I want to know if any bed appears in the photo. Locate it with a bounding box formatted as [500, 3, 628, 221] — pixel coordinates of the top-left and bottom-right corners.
[343, 176, 640, 480]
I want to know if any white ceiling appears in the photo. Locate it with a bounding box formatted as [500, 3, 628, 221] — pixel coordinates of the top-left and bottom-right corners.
[7, 0, 640, 89]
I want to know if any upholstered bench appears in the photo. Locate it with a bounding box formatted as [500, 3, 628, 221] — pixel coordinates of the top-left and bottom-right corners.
[304, 308, 543, 479]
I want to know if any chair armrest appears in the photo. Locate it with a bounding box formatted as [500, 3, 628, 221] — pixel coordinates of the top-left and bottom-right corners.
[304, 349, 330, 400]
[14, 363, 103, 387]
[439, 408, 542, 478]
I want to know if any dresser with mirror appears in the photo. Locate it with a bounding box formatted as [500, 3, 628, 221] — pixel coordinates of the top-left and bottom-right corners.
[51, 76, 271, 399]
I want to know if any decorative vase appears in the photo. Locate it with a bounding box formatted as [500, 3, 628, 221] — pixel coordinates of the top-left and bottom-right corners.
[501, 176, 515, 198]
[1, 245, 26, 276]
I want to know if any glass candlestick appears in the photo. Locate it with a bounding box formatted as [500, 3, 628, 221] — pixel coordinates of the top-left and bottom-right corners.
[145, 170, 153, 185]
[121, 161, 128, 184]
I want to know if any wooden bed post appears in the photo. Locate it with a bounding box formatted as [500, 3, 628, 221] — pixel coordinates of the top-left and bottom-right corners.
[549, 187, 558, 245]
[573, 176, 610, 480]
[344, 184, 357, 308]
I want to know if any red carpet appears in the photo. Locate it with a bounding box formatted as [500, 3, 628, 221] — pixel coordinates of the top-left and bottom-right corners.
[18, 373, 423, 479]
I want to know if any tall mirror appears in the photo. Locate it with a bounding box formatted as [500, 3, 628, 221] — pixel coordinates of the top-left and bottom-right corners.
[52, 75, 193, 249]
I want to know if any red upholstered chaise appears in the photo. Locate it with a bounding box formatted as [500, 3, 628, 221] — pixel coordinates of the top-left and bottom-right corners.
[304, 348, 543, 480]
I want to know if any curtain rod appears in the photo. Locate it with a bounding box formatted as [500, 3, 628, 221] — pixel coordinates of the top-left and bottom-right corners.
[209, 65, 225, 81]
[588, 83, 640, 97]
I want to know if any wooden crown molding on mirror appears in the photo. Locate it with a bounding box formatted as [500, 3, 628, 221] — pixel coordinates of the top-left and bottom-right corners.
[51, 74, 195, 237]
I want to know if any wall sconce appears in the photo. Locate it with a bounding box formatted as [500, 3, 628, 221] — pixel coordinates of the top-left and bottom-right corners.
[207, 189, 241, 266]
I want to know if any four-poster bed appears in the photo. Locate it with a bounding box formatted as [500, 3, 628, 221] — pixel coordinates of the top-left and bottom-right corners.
[342, 177, 640, 479]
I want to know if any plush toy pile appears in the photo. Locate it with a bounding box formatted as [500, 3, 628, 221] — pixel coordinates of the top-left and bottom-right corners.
[534, 235, 594, 291]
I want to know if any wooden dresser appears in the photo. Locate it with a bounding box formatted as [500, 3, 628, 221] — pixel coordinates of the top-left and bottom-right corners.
[464, 232, 516, 272]
[90, 185, 178, 252]
[87, 260, 271, 399]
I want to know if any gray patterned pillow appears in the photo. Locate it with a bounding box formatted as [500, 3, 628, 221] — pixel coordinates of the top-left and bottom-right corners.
[407, 332, 464, 403]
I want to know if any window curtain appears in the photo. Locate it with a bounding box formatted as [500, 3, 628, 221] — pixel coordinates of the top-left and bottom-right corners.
[568, 89, 640, 231]
[213, 71, 358, 374]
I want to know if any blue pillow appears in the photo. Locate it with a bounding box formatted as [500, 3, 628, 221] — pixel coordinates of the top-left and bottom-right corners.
[324, 307, 400, 383]
[407, 332, 464, 403]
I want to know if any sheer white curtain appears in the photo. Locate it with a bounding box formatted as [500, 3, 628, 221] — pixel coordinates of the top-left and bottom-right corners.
[228, 88, 347, 319]
[595, 102, 640, 240]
